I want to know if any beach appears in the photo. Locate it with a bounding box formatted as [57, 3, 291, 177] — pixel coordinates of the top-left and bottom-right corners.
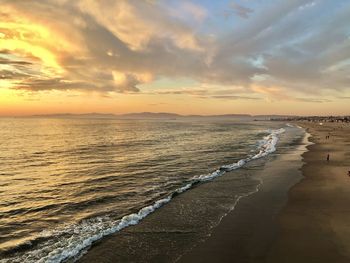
[181, 121, 350, 263]
[78, 122, 350, 263]
[77, 123, 307, 263]
[267, 122, 350, 262]
[2, 120, 349, 263]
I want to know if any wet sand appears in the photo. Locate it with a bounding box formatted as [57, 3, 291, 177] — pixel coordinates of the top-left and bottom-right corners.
[179, 130, 307, 263]
[181, 122, 350, 263]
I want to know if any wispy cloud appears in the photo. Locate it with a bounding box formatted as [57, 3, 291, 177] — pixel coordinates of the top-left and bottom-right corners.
[225, 2, 254, 19]
[295, 98, 333, 103]
[143, 85, 261, 101]
[208, 95, 261, 100]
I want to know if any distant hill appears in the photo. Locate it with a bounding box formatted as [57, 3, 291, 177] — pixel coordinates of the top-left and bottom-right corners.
[25, 112, 295, 120]
[119, 112, 180, 119]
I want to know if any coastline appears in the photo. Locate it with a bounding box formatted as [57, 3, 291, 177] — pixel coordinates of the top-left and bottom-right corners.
[79, 121, 350, 263]
[78, 124, 308, 263]
[180, 122, 350, 263]
[179, 125, 309, 262]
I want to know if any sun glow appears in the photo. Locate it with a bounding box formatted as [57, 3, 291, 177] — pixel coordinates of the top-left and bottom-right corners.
[0, 6, 82, 79]
[0, 39, 62, 74]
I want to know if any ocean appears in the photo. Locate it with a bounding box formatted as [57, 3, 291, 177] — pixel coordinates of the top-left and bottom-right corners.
[0, 118, 305, 262]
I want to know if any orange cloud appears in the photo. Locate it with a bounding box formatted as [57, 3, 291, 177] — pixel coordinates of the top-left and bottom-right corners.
[251, 84, 292, 100]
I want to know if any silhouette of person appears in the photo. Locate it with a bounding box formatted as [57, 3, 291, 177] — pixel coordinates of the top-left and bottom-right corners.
[327, 154, 330, 162]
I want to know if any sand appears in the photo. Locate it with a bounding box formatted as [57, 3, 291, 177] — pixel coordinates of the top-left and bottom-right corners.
[181, 122, 350, 263]
[179, 128, 308, 263]
[267, 122, 350, 263]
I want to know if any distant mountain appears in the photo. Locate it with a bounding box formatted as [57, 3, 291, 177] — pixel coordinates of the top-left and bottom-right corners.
[25, 112, 295, 120]
[119, 113, 252, 119]
[119, 112, 181, 119]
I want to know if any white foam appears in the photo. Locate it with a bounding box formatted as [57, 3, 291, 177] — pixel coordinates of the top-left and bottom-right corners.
[251, 128, 285, 160]
[176, 183, 193, 193]
[221, 128, 285, 169]
[1, 127, 286, 263]
[2, 196, 174, 263]
[286, 123, 303, 129]
[220, 159, 246, 171]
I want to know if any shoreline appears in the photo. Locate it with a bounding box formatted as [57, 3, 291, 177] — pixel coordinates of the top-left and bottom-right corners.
[180, 122, 350, 263]
[78, 124, 307, 263]
[178, 125, 309, 262]
[180, 121, 350, 263]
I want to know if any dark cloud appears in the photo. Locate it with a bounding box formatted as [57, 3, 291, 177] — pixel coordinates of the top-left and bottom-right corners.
[12, 77, 138, 93]
[0, 70, 30, 80]
[0, 57, 33, 66]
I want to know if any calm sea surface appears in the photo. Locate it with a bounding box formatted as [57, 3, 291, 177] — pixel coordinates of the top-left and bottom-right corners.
[0, 118, 303, 262]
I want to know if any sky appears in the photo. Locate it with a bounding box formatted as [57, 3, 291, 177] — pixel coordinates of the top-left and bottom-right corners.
[0, 0, 350, 116]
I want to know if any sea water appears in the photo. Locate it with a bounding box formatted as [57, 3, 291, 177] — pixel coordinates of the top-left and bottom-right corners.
[0, 118, 304, 262]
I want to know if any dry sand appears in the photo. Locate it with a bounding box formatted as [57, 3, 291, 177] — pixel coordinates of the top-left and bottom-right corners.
[267, 122, 350, 263]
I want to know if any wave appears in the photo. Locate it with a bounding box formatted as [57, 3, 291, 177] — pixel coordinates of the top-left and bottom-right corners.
[0, 128, 285, 263]
[286, 123, 304, 129]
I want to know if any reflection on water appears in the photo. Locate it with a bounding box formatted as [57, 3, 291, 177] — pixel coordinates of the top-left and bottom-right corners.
[0, 118, 291, 261]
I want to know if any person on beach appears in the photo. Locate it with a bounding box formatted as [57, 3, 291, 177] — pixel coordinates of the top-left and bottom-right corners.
[327, 154, 330, 162]
[348, 170, 350, 177]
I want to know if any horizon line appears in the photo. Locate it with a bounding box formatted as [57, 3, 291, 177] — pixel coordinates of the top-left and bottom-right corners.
[0, 112, 349, 118]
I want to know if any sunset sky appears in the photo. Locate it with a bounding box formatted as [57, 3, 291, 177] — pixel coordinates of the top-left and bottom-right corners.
[0, 0, 349, 116]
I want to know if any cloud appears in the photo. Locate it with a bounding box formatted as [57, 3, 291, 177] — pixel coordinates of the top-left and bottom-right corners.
[295, 98, 332, 103]
[170, 2, 208, 23]
[0, 0, 349, 99]
[226, 2, 254, 19]
[0, 57, 32, 66]
[143, 85, 261, 101]
[209, 95, 261, 100]
[0, 69, 30, 80]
